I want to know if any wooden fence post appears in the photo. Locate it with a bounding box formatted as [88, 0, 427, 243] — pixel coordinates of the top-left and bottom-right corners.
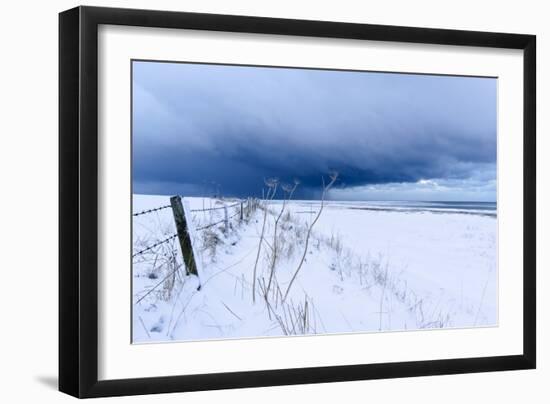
[170, 196, 198, 276]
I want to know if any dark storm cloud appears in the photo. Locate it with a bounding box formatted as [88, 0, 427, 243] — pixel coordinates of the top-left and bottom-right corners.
[132, 61, 496, 200]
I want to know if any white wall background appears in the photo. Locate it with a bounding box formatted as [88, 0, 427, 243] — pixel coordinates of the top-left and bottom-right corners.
[0, 0, 546, 402]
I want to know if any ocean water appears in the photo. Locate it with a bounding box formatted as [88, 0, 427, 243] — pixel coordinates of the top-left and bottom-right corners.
[357, 200, 497, 211]
[289, 200, 497, 217]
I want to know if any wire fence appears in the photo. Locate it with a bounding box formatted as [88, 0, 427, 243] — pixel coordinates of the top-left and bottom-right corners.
[195, 211, 241, 231]
[132, 204, 171, 217]
[132, 233, 177, 258]
[190, 201, 242, 213]
[133, 198, 250, 259]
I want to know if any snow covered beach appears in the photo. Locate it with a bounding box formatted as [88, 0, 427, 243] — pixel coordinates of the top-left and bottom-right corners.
[132, 194, 497, 343]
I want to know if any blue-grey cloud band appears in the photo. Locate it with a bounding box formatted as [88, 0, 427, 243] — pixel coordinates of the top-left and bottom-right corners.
[132, 61, 496, 201]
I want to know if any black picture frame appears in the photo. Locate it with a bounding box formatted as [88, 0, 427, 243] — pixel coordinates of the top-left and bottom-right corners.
[59, 5, 536, 398]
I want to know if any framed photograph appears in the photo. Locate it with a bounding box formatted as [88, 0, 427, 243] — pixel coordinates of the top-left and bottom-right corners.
[59, 6, 536, 398]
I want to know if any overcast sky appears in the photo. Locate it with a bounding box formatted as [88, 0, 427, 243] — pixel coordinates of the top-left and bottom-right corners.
[132, 61, 497, 202]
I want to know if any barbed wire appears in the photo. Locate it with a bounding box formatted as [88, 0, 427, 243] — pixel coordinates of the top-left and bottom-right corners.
[133, 204, 171, 217]
[195, 212, 240, 231]
[132, 200, 244, 217]
[133, 234, 177, 258]
[190, 201, 242, 213]
[133, 198, 247, 258]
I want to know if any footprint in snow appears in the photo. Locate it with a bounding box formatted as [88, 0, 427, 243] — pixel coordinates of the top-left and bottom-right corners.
[150, 316, 165, 333]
